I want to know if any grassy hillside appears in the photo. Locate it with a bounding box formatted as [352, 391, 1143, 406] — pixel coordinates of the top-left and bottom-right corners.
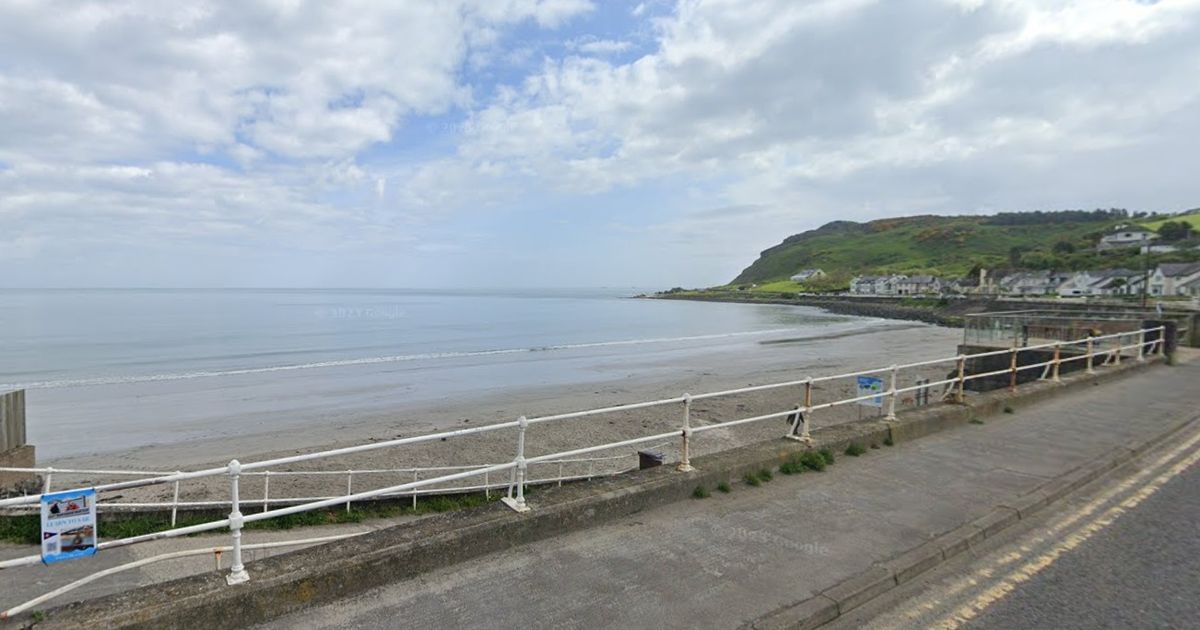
[730, 210, 1199, 286]
[1141, 209, 1200, 231]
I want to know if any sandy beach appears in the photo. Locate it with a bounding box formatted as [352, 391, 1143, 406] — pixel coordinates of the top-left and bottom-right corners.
[34, 322, 965, 506]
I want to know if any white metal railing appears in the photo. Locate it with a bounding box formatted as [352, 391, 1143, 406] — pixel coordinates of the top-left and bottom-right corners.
[0, 326, 1166, 596]
[1, 452, 642, 524]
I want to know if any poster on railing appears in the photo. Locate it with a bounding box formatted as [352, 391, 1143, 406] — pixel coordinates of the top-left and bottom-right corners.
[856, 376, 884, 408]
[40, 488, 98, 564]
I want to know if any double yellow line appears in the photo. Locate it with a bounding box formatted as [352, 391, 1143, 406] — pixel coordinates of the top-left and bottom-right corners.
[875, 420, 1200, 630]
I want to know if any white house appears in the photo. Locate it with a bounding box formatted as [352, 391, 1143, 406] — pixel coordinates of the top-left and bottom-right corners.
[789, 268, 826, 283]
[1097, 226, 1157, 251]
[1056, 271, 1101, 297]
[1148, 262, 1200, 296]
[896, 275, 942, 295]
[849, 276, 876, 295]
[873, 274, 906, 295]
[999, 270, 1070, 295]
[1179, 275, 1200, 297]
[1088, 269, 1144, 296]
[849, 274, 906, 295]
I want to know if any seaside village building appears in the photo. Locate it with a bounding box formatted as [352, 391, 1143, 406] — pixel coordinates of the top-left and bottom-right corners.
[845, 264, 1198, 299]
[1096, 225, 1158, 251]
[896, 275, 942, 295]
[789, 268, 826, 283]
[997, 270, 1072, 296]
[1055, 269, 1144, 297]
[1148, 262, 1200, 296]
[849, 274, 947, 296]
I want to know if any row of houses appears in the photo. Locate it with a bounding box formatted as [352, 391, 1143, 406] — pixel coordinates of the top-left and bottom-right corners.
[989, 263, 1200, 297]
[844, 262, 1200, 298]
[848, 274, 947, 296]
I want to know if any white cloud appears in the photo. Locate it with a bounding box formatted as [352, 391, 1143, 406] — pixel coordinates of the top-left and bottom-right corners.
[444, 0, 1200, 211]
[2, 0, 1199, 287]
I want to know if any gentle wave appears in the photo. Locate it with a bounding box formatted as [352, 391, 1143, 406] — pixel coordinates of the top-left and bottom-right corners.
[2, 327, 809, 390]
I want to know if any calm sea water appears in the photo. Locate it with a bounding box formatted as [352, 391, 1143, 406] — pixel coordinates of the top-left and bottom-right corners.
[0, 288, 871, 458]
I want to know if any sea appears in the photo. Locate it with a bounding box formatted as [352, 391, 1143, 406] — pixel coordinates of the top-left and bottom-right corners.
[0, 288, 881, 459]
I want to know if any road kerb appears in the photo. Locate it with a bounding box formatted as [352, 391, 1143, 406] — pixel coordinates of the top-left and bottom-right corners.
[749, 411, 1199, 629]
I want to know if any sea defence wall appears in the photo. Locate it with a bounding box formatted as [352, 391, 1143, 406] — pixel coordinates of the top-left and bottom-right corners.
[21, 356, 1167, 630]
[0, 390, 35, 494]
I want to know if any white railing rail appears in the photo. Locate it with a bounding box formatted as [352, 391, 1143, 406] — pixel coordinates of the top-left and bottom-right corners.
[0, 452, 646, 521]
[0, 327, 1167, 590]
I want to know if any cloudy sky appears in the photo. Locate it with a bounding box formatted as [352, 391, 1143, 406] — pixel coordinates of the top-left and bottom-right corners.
[2, 0, 1199, 289]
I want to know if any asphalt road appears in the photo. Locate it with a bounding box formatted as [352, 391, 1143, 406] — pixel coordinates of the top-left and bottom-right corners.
[836, 418, 1200, 630]
[967, 461, 1200, 630]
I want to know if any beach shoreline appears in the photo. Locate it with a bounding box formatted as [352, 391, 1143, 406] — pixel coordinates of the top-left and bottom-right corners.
[31, 322, 965, 505]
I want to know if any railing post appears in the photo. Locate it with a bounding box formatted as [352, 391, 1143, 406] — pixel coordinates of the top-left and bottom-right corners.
[484, 469, 490, 500]
[885, 365, 898, 421]
[1052, 342, 1062, 382]
[1086, 337, 1096, 374]
[42, 468, 53, 494]
[262, 471, 270, 513]
[412, 471, 418, 509]
[1158, 325, 1167, 356]
[799, 378, 814, 444]
[955, 355, 966, 403]
[171, 474, 181, 527]
[677, 394, 694, 472]
[1137, 330, 1146, 362]
[501, 416, 531, 512]
[558, 461, 564, 486]
[226, 459, 250, 585]
[345, 471, 353, 513]
[1009, 348, 1018, 392]
[1114, 334, 1123, 365]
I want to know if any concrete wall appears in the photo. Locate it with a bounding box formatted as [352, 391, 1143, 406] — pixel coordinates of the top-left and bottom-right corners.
[0, 445, 36, 494]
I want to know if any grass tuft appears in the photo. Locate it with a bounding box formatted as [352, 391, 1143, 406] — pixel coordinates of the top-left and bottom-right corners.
[716, 481, 732, 493]
[870, 443, 881, 449]
[819, 449, 836, 465]
[692, 486, 710, 499]
[779, 456, 805, 475]
[756, 468, 773, 483]
[845, 443, 866, 457]
[783, 450, 828, 473]
[969, 417, 985, 425]
[744, 472, 762, 487]
[883, 436, 895, 447]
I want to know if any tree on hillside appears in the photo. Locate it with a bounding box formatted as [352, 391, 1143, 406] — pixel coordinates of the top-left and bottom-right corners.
[986, 209, 1128, 225]
[1158, 221, 1191, 241]
[1008, 246, 1026, 267]
[1052, 240, 1076, 254]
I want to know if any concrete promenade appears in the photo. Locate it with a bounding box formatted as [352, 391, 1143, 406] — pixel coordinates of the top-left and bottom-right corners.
[259, 359, 1199, 629]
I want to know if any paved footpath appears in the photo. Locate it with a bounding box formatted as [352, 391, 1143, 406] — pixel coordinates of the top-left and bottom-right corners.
[259, 359, 1200, 629]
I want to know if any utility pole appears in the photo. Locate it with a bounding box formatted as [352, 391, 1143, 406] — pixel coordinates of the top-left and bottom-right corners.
[1140, 243, 1150, 309]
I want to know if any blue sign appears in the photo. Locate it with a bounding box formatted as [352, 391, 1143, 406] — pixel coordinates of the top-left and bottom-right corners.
[41, 488, 98, 564]
[856, 376, 885, 408]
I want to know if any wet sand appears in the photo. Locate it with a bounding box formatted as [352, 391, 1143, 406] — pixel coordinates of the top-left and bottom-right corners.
[37, 323, 964, 505]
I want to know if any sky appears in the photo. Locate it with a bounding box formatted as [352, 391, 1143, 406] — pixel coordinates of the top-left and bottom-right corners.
[1, 0, 1199, 289]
